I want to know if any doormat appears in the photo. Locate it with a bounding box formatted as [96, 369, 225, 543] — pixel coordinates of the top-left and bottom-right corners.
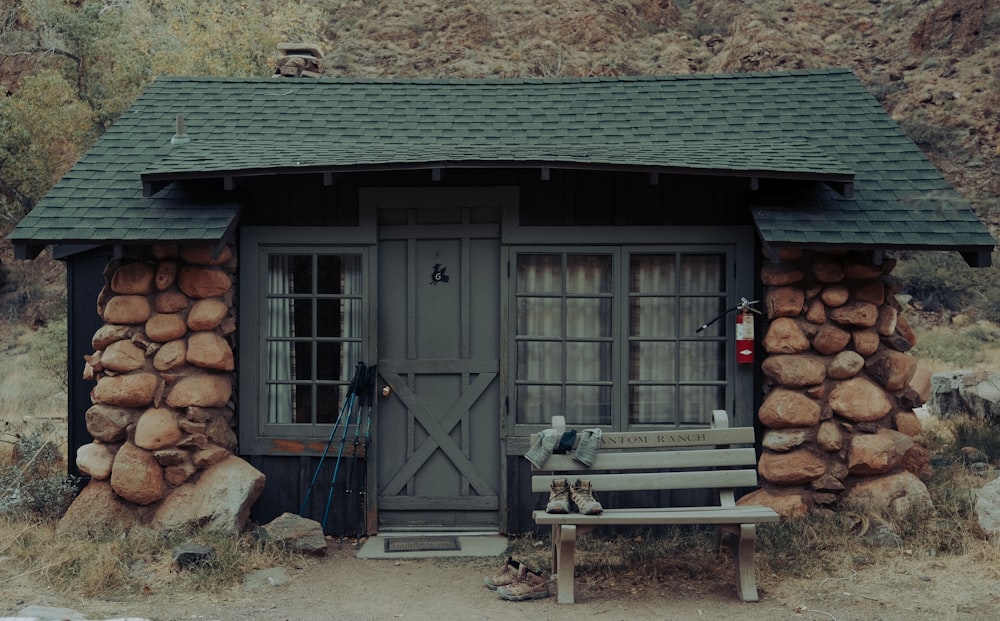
[383, 536, 462, 553]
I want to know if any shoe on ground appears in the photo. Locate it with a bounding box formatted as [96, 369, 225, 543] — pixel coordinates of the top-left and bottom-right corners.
[484, 556, 521, 590]
[497, 564, 551, 601]
[571, 479, 604, 515]
[546, 478, 570, 514]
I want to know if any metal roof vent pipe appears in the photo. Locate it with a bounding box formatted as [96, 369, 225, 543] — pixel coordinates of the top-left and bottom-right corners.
[273, 42, 325, 78]
[171, 114, 190, 145]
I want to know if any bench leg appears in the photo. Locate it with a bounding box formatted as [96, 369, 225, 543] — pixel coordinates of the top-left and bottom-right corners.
[553, 524, 577, 604]
[726, 523, 760, 602]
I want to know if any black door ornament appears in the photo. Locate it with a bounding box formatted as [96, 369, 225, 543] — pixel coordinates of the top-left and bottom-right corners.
[430, 263, 449, 285]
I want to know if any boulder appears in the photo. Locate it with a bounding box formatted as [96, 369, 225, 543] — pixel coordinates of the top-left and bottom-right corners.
[188, 298, 229, 330]
[812, 324, 851, 355]
[929, 370, 1000, 424]
[101, 339, 147, 373]
[848, 428, 914, 475]
[762, 428, 813, 452]
[258, 512, 329, 555]
[765, 287, 805, 318]
[829, 301, 878, 328]
[152, 456, 266, 533]
[156, 260, 178, 290]
[843, 471, 933, 516]
[166, 373, 233, 408]
[178, 266, 232, 298]
[86, 404, 141, 443]
[92, 372, 159, 408]
[975, 475, 1000, 535]
[187, 331, 235, 371]
[758, 449, 827, 485]
[103, 295, 152, 325]
[761, 354, 826, 387]
[56, 480, 142, 537]
[759, 389, 821, 429]
[153, 339, 188, 371]
[76, 442, 116, 480]
[827, 350, 865, 380]
[111, 442, 167, 505]
[111, 261, 155, 295]
[763, 317, 810, 354]
[134, 407, 183, 450]
[146, 313, 189, 342]
[155, 290, 189, 313]
[819, 284, 850, 307]
[828, 377, 892, 423]
[761, 263, 804, 286]
[737, 487, 809, 518]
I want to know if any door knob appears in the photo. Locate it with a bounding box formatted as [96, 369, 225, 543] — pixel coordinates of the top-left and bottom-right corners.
[381, 385, 392, 398]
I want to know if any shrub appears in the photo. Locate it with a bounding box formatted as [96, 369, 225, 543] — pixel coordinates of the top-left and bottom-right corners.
[0, 425, 78, 520]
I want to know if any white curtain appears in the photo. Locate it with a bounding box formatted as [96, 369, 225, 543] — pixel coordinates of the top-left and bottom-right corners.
[267, 255, 294, 424]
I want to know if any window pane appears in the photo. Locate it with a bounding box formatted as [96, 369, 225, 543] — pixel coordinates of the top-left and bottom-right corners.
[517, 297, 562, 336]
[680, 297, 727, 336]
[293, 341, 313, 381]
[316, 299, 361, 337]
[629, 297, 676, 337]
[679, 385, 723, 424]
[517, 341, 562, 381]
[630, 385, 676, 424]
[267, 383, 295, 424]
[293, 298, 313, 337]
[290, 255, 314, 293]
[316, 254, 361, 294]
[566, 298, 611, 337]
[566, 255, 612, 293]
[517, 254, 561, 293]
[679, 254, 724, 293]
[317, 341, 360, 381]
[566, 342, 611, 381]
[630, 254, 675, 293]
[567, 385, 610, 425]
[629, 341, 677, 381]
[294, 384, 313, 424]
[680, 341, 725, 381]
[316, 384, 343, 424]
[517, 385, 562, 424]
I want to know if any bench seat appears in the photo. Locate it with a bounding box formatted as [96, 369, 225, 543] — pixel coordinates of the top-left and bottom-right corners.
[529, 410, 779, 604]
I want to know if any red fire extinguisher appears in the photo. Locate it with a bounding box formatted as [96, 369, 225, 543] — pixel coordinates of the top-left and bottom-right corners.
[735, 307, 755, 364]
[696, 297, 760, 365]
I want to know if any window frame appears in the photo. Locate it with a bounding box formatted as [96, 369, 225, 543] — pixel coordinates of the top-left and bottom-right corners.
[503, 226, 755, 436]
[240, 226, 376, 455]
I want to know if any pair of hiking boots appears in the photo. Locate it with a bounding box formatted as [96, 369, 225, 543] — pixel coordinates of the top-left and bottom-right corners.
[483, 556, 551, 601]
[545, 478, 604, 515]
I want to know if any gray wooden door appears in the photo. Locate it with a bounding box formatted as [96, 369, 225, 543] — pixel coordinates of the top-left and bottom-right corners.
[375, 203, 501, 531]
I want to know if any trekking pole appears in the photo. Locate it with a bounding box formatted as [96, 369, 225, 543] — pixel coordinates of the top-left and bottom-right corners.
[322, 362, 367, 533]
[357, 364, 377, 539]
[299, 361, 364, 515]
[343, 364, 371, 539]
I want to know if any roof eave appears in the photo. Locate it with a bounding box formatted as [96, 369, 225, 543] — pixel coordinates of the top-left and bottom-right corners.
[139, 160, 855, 198]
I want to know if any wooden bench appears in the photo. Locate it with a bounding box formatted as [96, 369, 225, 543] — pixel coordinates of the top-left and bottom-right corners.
[530, 410, 780, 604]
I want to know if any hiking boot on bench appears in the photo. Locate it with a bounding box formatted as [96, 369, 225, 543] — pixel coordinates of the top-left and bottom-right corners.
[546, 478, 570, 514]
[483, 556, 521, 590]
[497, 564, 551, 601]
[571, 479, 604, 515]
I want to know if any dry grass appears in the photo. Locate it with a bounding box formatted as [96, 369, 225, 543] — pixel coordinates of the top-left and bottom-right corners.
[0, 518, 304, 597]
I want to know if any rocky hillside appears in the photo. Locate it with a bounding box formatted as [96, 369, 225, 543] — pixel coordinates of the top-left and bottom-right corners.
[315, 0, 999, 223]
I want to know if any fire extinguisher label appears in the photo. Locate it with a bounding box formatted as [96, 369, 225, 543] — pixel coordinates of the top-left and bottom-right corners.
[736, 314, 753, 339]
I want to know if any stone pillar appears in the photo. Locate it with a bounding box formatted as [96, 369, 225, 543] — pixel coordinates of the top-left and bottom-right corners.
[739, 249, 933, 518]
[62, 239, 263, 535]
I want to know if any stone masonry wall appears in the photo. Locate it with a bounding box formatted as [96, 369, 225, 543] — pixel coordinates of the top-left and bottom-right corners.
[61, 240, 264, 535]
[738, 249, 933, 518]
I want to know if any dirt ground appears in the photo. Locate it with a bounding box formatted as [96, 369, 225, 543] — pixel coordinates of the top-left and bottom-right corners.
[4, 540, 999, 621]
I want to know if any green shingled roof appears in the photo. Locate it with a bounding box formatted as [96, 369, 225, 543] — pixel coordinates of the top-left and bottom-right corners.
[11, 68, 995, 256]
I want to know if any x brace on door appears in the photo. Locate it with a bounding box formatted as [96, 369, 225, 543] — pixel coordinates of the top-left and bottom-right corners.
[380, 364, 498, 498]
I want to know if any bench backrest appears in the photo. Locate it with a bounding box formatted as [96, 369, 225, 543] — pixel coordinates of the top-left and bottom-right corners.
[529, 410, 758, 507]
